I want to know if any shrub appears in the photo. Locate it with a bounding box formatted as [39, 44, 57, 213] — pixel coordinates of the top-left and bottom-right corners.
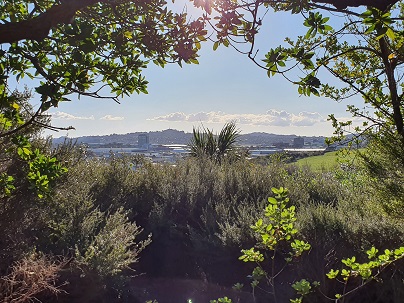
[75, 208, 151, 279]
[0, 252, 68, 303]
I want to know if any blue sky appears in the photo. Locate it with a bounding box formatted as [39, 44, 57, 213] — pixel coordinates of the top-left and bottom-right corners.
[46, 6, 364, 138]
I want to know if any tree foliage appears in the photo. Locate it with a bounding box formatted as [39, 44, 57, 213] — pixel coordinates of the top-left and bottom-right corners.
[198, 0, 404, 143]
[0, 0, 207, 142]
[0, 0, 208, 195]
[0, 91, 68, 198]
[238, 187, 404, 303]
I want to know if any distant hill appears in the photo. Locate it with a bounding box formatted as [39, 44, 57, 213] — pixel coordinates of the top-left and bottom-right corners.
[52, 129, 327, 147]
[52, 129, 193, 145]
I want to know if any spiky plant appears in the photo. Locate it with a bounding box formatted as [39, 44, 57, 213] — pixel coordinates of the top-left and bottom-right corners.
[189, 121, 240, 162]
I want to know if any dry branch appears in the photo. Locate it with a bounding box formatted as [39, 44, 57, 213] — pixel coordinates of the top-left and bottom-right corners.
[0, 253, 68, 303]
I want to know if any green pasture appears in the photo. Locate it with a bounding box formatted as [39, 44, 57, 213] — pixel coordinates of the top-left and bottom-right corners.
[295, 151, 338, 171]
[295, 149, 363, 172]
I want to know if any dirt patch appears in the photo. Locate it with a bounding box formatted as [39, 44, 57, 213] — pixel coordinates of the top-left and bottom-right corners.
[130, 277, 255, 303]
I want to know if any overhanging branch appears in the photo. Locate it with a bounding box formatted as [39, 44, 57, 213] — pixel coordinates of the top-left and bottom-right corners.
[0, 0, 401, 46]
[310, 0, 399, 10]
[0, 0, 101, 44]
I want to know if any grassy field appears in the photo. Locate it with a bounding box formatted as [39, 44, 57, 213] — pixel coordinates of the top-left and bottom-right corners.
[295, 149, 364, 172]
[295, 151, 340, 172]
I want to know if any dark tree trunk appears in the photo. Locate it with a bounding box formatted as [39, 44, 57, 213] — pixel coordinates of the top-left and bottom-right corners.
[379, 37, 404, 142]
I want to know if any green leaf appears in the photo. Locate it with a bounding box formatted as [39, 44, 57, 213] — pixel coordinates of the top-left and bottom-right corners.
[268, 197, 277, 204]
[326, 269, 339, 279]
[386, 28, 395, 40]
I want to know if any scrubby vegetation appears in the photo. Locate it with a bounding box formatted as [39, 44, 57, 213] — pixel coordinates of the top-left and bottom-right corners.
[1, 130, 404, 302]
[0, 101, 403, 301]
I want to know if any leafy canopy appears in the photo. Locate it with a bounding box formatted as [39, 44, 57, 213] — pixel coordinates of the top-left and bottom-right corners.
[0, 0, 206, 123]
[197, 0, 404, 142]
[0, 0, 207, 195]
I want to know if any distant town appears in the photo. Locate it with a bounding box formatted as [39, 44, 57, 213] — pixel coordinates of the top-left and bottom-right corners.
[53, 129, 343, 163]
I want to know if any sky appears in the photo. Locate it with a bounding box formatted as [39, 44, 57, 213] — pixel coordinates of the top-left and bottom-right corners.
[44, 4, 365, 138]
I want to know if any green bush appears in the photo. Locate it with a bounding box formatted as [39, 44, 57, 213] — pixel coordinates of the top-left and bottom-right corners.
[0, 144, 151, 301]
[60, 152, 402, 258]
[358, 133, 404, 218]
[75, 207, 151, 278]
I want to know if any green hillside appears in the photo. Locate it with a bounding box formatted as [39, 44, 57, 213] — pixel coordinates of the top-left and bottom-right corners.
[295, 149, 364, 172]
[295, 151, 340, 171]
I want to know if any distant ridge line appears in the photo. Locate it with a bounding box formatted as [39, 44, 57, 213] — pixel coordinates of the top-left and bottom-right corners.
[52, 129, 326, 146]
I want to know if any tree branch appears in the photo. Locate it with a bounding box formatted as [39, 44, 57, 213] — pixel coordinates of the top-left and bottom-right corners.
[0, 0, 102, 44]
[379, 37, 404, 140]
[310, 0, 399, 10]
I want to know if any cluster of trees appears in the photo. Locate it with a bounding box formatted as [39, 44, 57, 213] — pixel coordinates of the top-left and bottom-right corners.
[1, 0, 404, 302]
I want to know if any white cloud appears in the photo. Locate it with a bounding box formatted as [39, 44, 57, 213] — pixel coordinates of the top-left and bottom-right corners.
[157, 112, 188, 121]
[52, 111, 94, 120]
[149, 110, 325, 127]
[291, 111, 324, 127]
[100, 115, 124, 121]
